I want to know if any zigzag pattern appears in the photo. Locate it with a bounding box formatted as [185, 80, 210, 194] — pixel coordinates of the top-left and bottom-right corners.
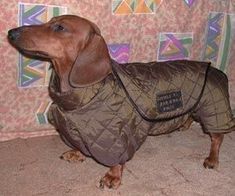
[202, 12, 234, 73]
[203, 13, 224, 63]
[108, 43, 130, 63]
[19, 56, 47, 87]
[19, 4, 46, 25]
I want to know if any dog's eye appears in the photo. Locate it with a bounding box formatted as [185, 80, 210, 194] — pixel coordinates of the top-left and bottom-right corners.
[52, 24, 65, 32]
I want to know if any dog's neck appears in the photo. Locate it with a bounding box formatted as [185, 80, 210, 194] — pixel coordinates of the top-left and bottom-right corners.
[59, 72, 72, 92]
[51, 59, 73, 93]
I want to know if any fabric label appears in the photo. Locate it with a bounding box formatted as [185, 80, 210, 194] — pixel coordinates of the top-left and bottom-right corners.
[156, 90, 183, 113]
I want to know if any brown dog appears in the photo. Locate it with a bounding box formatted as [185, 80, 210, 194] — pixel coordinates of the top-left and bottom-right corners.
[8, 15, 235, 189]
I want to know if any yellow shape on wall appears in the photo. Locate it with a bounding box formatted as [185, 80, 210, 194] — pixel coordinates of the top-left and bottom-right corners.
[135, 0, 152, 13]
[112, 0, 163, 14]
[114, 0, 132, 14]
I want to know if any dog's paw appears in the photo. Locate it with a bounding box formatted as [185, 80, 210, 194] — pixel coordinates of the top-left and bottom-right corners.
[60, 150, 86, 163]
[99, 174, 121, 190]
[203, 157, 219, 169]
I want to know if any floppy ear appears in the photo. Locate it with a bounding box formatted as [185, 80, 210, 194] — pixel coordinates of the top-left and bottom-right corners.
[69, 30, 111, 87]
[88, 21, 101, 35]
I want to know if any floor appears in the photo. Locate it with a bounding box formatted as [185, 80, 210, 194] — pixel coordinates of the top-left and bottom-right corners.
[1, 123, 235, 196]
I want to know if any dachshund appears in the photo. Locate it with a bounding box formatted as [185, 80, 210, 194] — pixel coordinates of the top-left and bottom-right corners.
[8, 15, 235, 189]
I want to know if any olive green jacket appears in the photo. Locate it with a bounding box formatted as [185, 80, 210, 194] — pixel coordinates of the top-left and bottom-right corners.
[48, 60, 235, 166]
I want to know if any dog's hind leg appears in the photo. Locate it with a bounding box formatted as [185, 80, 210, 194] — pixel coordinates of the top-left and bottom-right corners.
[203, 133, 224, 169]
[193, 66, 235, 169]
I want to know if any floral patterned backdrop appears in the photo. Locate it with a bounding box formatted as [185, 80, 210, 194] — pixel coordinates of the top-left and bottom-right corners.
[0, 0, 235, 141]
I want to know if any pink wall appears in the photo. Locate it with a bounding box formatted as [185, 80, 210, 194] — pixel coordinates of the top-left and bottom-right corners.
[0, 0, 234, 141]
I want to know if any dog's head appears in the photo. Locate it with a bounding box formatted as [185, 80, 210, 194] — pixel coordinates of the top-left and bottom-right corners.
[8, 15, 111, 91]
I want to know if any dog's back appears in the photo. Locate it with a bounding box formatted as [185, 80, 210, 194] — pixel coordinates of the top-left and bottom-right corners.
[112, 60, 210, 122]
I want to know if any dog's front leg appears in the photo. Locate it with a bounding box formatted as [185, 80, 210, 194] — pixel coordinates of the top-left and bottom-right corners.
[99, 164, 124, 189]
[60, 150, 86, 163]
[203, 133, 224, 169]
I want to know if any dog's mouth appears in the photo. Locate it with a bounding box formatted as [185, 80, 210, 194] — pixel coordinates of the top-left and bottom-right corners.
[20, 49, 50, 59]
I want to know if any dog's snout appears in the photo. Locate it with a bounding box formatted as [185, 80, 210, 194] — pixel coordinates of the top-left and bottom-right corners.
[8, 28, 22, 41]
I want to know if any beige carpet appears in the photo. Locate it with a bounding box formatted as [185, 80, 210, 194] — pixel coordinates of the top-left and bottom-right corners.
[1, 123, 235, 196]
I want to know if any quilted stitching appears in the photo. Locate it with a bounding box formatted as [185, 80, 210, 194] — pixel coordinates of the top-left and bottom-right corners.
[48, 60, 235, 166]
[196, 67, 235, 131]
[114, 60, 209, 120]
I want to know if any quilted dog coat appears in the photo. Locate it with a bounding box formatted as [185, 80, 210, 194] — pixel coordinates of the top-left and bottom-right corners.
[48, 60, 235, 166]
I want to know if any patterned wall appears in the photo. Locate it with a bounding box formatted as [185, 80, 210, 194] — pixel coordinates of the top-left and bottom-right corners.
[0, 0, 235, 141]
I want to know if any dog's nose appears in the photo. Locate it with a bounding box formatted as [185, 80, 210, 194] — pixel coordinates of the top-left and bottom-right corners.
[8, 28, 22, 41]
